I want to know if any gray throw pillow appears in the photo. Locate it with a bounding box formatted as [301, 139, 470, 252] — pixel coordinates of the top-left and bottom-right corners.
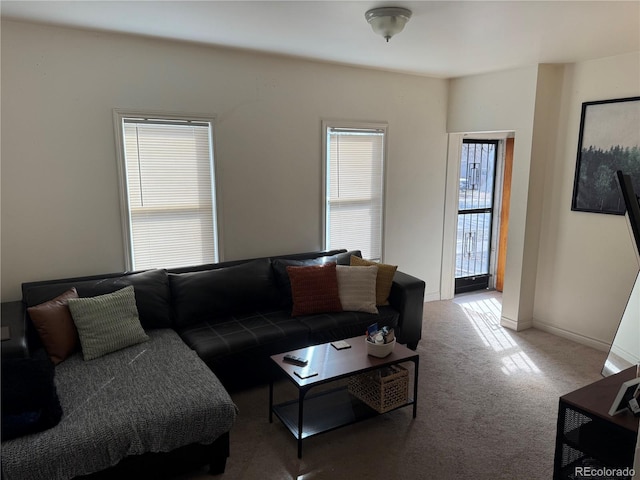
[67, 286, 149, 361]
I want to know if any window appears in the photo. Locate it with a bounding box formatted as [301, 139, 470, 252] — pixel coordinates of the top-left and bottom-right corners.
[323, 122, 387, 261]
[113, 111, 219, 270]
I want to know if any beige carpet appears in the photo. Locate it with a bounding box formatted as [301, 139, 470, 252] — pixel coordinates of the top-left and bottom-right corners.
[178, 292, 607, 480]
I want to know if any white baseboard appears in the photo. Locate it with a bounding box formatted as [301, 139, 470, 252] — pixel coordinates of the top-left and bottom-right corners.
[532, 318, 610, 352]
[611, 344, 640, 365]
[424, 291, 441, 303]
[500, 316, 533, 331]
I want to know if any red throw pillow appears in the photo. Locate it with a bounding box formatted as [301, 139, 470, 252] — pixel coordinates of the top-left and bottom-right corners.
[286, 263, 343, 317]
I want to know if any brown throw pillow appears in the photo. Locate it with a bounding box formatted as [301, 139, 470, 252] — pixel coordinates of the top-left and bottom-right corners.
[350, 256, 398, 305]
[27, 288, 80, 365]
[287, 263, 343, 317]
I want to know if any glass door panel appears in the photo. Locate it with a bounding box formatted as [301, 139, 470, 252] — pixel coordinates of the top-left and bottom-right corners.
[455, 140, 498, 294]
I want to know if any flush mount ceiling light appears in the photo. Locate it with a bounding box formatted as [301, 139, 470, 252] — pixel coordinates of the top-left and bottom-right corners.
[365, 7, 412, 42]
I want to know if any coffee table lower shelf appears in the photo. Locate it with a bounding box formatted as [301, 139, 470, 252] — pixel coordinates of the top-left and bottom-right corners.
[271, 385, 414, 453]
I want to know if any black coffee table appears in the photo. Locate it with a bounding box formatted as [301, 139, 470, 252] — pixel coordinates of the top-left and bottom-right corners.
[269, 336, 419, 458]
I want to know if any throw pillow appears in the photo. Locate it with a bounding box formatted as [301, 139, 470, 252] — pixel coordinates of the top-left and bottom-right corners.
[287, 263, 343, 317]
[336, 265, 379, 314]
[1, 349, 63, 440]
[67, 286, 149, 361]
[272, 258, 326, 307]
[27, 287, 80, 365]
[350, 256, 398, 305]
[272, 250, 362, 308]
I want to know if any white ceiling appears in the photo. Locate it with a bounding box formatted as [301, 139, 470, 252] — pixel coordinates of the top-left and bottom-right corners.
[2, 1, 639, 78]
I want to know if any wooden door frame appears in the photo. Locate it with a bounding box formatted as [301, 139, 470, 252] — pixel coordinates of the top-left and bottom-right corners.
[496, 137, 514, 291]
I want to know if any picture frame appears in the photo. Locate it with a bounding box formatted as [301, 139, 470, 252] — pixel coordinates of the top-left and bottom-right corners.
[571, 96, 640, 215]
[608, 376, 640, 416]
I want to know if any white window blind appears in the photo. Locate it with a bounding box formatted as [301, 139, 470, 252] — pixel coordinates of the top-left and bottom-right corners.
[325, 126, 386, 261]
[118, 116, 218, 270]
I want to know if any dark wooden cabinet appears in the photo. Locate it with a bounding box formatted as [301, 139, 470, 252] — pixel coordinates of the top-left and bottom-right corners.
[554, 367, 639, 479]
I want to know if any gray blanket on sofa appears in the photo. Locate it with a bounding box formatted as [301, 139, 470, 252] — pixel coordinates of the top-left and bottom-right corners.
[1, 329, 237, 480]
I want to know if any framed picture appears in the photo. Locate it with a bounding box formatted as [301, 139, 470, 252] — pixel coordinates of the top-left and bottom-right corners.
[608, 376, 640, 416]
[571, 96, 640, 215]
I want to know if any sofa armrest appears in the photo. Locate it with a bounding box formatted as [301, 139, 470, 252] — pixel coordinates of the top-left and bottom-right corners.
[1, 301, 30, 359]
[388, 271, 425, 350]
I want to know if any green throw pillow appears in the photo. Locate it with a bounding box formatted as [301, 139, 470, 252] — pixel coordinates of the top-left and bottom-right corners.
[68, 286, 149, 361]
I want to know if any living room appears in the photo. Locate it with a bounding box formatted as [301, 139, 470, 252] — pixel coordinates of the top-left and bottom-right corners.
[1, 1, 639, 479]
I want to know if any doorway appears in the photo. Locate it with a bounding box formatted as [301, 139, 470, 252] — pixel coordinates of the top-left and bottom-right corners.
[441, 133, 514, 301]
[455, 140, 499, 294]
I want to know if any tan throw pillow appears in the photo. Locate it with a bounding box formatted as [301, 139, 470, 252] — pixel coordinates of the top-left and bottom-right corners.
[286, 263, 343, 317]
[27, 288, 80, 365]
[68, 286, 149, 361]
[350, 256, 398, 306]
[336, 265, 378, 314]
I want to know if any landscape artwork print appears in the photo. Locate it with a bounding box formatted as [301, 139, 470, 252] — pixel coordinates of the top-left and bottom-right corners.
[571, 96, 640, 215]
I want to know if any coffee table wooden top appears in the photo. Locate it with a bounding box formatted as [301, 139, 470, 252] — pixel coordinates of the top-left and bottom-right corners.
[271, 336, 419, 387]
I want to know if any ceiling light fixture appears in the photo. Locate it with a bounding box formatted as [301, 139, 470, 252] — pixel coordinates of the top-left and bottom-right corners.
[365, 7, 412, 42]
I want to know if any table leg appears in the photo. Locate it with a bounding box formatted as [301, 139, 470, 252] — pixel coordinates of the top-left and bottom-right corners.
[297, 388, 305, 458]
[413, 357, 419, 418]
[269, 379, 274, 423]
[552, 399, 566, 479]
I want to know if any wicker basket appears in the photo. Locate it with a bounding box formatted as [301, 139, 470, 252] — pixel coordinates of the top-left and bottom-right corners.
[348, 364, 409, 413]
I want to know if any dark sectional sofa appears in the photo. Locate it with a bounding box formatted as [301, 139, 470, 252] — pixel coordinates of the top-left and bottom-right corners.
[1, 249, 425, 479]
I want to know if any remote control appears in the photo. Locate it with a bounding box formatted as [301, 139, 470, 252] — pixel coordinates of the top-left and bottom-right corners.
[283, 354, 308, 366]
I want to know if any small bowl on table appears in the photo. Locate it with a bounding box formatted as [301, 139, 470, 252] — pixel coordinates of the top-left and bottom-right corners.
[365, 338, 396, 358]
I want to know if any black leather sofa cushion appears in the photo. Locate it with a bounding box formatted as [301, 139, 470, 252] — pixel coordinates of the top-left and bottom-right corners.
[169, 259, 280, 328]
[301, 305, 399, 344]
[177, 309, 309, 361]
[22, 269, 172, 330]
[23, 277, 120, 308]
[272, 250, 362, 308]
[110, 269, 173, 329]
[177, 306, 399, 368]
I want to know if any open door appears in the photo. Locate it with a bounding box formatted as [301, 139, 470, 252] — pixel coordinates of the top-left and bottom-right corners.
[496, 137, 514, 292]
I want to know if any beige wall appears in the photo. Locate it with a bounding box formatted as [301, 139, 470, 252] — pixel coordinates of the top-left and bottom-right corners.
[447, 52, 640, 347]
[0, 20, 448, 301]
[447, 66, 539, 329]
[534, 52, 640, 348]
[523, 64, 565, 329]
[3, 20, 639, 352]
